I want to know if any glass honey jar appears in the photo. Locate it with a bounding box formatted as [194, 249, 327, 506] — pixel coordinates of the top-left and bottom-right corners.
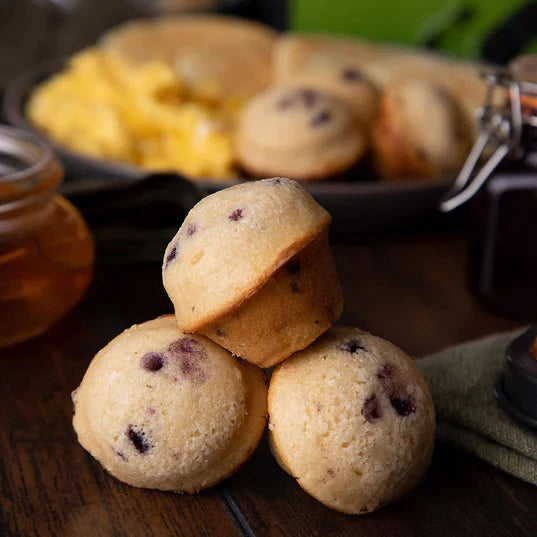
[0, 126, 94, 348]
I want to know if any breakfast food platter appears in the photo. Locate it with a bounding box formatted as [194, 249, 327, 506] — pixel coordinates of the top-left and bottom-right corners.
[4, 59, 454, 231]
[4, 15, 491, 229]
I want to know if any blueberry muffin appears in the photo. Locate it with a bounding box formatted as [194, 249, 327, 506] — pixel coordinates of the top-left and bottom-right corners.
[362, 51, 487, 138]
[273, 34, 397, 83]
[236, 86, 366, 181]
[72, 315, 267, 493]
[268, 327, 435, 514]
[100, 15, 276, 100]
[372, 79, 472, 180]
[274, 35, 382, 129]
[162, 177, 343, 367]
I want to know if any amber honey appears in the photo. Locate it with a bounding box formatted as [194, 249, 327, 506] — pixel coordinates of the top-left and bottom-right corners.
[0, 126, 94, 348]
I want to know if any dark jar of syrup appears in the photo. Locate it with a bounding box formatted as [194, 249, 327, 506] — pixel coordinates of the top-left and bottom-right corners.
[441, 56, 537, 321]
[467, 162, 537, 321]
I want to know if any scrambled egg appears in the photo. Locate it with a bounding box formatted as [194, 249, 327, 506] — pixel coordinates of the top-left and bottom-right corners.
[27, 49, 241, 179]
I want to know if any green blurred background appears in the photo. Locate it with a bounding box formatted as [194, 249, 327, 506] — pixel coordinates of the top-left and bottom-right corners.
[290, 0, 533, 60]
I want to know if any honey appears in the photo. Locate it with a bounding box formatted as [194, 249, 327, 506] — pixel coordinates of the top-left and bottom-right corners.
[0, 126, 94, 348]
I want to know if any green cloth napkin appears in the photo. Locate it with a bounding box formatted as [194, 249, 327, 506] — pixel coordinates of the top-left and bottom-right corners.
[419, 329, 537, 486]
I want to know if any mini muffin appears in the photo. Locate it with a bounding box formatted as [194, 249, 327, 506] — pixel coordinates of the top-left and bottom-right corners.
[236, 86, 366, 181]
[99, 15, 276, 100]
[361, 51, 487, 137]
[273, 34, 398, 83]
[268, 327, 435, 514]
[274, 36, 381, 129]
[162, 178, 343, 367]
[72, 315, 267, 493]
[372, 79, 472, 180]
[279, 64, 379, 131]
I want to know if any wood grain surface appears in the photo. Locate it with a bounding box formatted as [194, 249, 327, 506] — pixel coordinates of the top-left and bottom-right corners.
[1, 232, 535, 537]
[1, 2, 536, 535]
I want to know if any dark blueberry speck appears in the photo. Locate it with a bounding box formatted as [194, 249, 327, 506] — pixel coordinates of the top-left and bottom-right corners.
[172, 338, 197, 353]
[339, 339, 366, 354]
[300, 89, 318, 107]
[127, 426, 150, 454]
[327, 469, 336, 478]
[186, 223, 197, 236]
[115, 451, 128, 462]
[286, 260, 300, 274]
[271, 178, 282, 185]
[311, 110, 331, 127]
[389, 394, 416, 417]
[168, 338, 208, 384]
[376, 363, 393, 379]
[229, 208, 244, 221]
[341, 67, 364, 82]
[141, 352, 165, 372]
[376, 363, 416, 417]
[277, 96, 295, 110]
[165, 244, 178, 268]
[362, 394, 382, 423]
[215, 327, 227, 337]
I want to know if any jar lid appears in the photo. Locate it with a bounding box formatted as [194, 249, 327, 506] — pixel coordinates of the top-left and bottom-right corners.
[495, 326, 537, 430]
[440, 55, 537, 212]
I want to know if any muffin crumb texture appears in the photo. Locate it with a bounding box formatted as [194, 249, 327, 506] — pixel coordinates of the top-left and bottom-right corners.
[163, 178, 342, 367]
[73, 315, 267, 493]
[268, 327, 435, 514]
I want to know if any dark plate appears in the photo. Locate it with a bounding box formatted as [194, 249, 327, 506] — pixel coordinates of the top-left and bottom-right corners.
[3, 60, 455, 232]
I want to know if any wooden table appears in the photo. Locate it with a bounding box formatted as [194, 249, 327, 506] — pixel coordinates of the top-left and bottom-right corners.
[2, 230, 536, 537]
[1, 2, 536, 534]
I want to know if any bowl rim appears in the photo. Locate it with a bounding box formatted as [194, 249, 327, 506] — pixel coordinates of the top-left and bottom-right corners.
[3, 59, 454, 195]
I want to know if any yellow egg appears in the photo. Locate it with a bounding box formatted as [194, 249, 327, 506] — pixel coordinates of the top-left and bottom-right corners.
[26, 48, 241, 179]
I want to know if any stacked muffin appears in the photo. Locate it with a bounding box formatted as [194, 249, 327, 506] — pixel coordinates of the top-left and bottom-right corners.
[73, 178, 435, 514]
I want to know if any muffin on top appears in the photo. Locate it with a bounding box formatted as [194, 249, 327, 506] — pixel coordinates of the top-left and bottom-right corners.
[162, 178, 343, 367]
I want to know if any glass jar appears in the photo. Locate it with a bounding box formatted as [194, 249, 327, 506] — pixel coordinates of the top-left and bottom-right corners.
[467, 163, 537, 321]
[438, 56, 537, 320]
[0, 126, 94, 348]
